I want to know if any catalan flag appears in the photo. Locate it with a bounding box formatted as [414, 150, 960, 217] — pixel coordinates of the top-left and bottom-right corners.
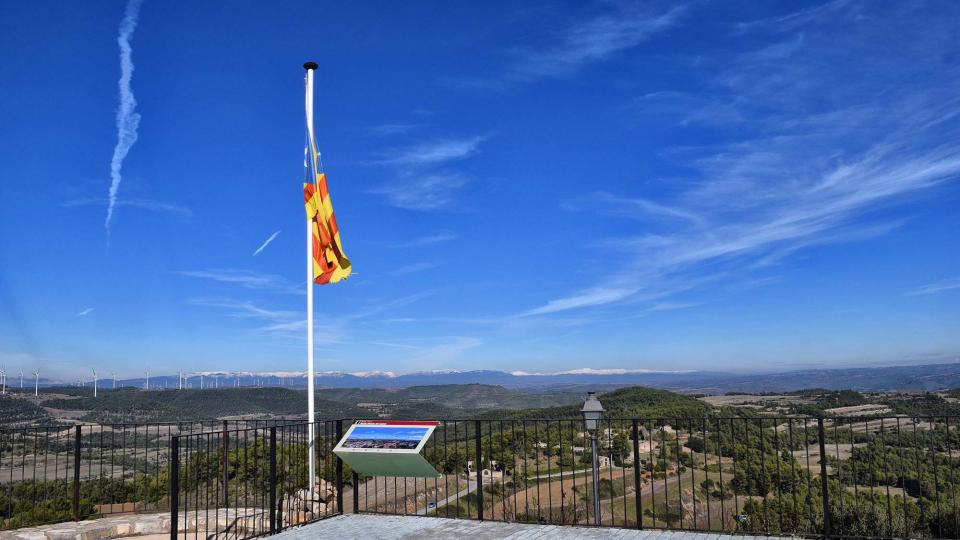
[304, 139, 351, 284]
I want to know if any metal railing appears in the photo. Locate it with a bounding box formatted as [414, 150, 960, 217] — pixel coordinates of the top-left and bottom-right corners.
[5, 415, 960, 539]
[347, 416, 960, 539]
[0, 419, 305, 530]
[168, 421, 341, 539]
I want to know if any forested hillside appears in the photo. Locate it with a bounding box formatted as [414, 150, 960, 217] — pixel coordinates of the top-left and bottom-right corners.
[0, 394, 52, 426]
[317, 384, 581, 411]
[39, 387, 365, 423]
[482, 386, 713, 420]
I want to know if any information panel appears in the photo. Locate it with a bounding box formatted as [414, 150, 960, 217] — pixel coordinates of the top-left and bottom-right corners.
[333, 420, 440, 478]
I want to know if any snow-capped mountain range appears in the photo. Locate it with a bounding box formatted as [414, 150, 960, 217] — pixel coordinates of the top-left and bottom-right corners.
[31, 362, 960, 393]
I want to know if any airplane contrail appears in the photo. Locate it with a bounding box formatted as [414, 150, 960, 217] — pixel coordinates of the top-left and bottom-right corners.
[105, 0, 144, 235]
[253, 230, 281, 256]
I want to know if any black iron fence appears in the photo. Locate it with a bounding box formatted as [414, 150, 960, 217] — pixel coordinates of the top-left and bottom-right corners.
[348, 416, 960, 539]
[4, 415, 960, 539]
[168, 421, 341, 539]
[0, 419, 305, 530]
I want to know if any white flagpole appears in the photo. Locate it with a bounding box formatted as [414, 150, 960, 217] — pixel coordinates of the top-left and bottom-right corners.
[304, 60, 318, 494]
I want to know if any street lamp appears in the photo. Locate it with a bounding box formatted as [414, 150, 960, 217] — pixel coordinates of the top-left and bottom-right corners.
[581, 391, 604, 527]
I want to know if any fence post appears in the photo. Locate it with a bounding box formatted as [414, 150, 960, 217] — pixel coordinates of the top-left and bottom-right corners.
[170, 436, 179, 540]
[632, 419, 642, 529]
[817, 417, 831, 538]
[73, 425, 81, 521]
[352, 471, 359, 513]
[269, 426, 277, 534]
[335, 420, 344, 514]
[474, 420, 483, 521]
[222, 420, 229, 509]
[590, 432, 601, 527]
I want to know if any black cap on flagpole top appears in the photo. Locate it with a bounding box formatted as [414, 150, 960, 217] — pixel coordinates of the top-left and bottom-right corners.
[303, 61, 318, 70]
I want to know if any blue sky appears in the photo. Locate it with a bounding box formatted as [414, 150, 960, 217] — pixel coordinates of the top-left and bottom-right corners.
[348, 427, 430, 442]
[1, 1, 958, 380]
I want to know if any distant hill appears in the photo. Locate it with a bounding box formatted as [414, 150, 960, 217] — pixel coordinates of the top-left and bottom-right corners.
[351, 363, 960, 393]
[37, 361, 960, 396]
[40, 387, 366, 423]
[697, 363, 960, 393]
[97, 369, 731, 392]
[22, 384, 713, 424]
[317, 384, 582, 410]
[0, 394, 53, 426]
[27, 384, 581, 423]
[485, 386, 712, 420]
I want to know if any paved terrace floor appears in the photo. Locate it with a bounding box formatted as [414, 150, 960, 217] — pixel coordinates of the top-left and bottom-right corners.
[274, 515, 798, 540]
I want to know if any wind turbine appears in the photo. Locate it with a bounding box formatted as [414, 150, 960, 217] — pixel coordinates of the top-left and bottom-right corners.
[178, 370, 183, 390]
[200, 374, 204, 389]
[19, 369, 23, 389]
[144, 371, 150, 390]
[33, 370, 38, 396]
[92, 369, 98, 398]
[1, 365, 6, 394]
[112, 372, 116, 389]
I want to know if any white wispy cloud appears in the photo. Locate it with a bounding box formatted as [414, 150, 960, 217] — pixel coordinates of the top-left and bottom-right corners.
[524, 287, 638, 316]
[565, 192, 703, 225]
[63, 197, 192, 218]
[513, 5, 686, 79]
[528, 141, 959, 315]
[740, 33, 806, 63]
[371, 136, 485, 210]
[104, 0, 144, 235]
[634, 91, 745, 127]
[187, 291, 430, 345]
[349, 291, 433, 320]
[186, 297, 341, 343]
[380, 337, 482, 369]
[370, 341, 421, 350]
[178, 269, 300, 294]
[524, 3, 960, 316]
[735, 0, 856, 34]
[370, 171, 470, 210]
[416, 336, 482, 364]
[369, 124, 419, 136]
[252, 230, 281, 256]
[387, 262, 438, 276]
[186, 298, 296, 320]
[76, 308, 95, 317]
[377, 137, 485, 165]
[395, 232, 459, 248]
[646, 302, 699, 312]
[908, 277, 960, 296]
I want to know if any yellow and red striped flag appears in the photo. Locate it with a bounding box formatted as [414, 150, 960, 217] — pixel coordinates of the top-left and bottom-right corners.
[304, 145, 351, 285]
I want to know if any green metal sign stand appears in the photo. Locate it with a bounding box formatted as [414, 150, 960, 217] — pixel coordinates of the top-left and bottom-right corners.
[333, 420, 441, 478]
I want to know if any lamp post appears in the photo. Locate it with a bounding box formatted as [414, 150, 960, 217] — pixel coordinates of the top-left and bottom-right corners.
[581, 391, 604, 527]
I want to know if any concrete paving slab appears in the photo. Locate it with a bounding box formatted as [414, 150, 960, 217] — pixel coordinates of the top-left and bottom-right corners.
[272, 514, 799, 540]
